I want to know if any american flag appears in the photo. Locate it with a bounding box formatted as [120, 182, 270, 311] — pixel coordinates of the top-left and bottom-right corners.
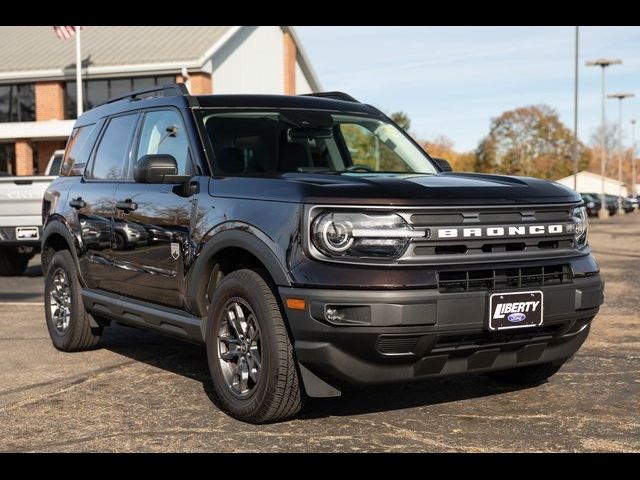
[53, 26, 81, 39]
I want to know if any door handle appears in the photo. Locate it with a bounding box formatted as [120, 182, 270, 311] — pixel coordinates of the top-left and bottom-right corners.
[115, 200, 138, 212]
[69, 197, 86, 209]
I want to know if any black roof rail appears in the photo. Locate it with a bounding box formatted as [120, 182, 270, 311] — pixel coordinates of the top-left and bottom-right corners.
[301, 91, 360, 103]
[99, 83, 190, 107]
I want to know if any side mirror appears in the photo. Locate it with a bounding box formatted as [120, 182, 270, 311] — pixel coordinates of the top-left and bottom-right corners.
[433, 157, 452, 172]
[134, 154, 178, 183]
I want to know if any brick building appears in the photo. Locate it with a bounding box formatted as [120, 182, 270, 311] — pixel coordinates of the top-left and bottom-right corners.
[0, 26, 321, 176]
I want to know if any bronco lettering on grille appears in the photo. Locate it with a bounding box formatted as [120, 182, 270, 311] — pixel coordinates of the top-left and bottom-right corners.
[437, 224, 565, 239]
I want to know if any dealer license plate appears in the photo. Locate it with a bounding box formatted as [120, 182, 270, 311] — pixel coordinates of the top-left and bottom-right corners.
[488, 290, 543, 331]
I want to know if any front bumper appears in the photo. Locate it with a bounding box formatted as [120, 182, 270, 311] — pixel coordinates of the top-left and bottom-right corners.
[280, 274, 603, 396]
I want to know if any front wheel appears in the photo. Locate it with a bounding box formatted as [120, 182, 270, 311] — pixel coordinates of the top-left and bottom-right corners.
[486, 362, 563, 385]
[205, 269, 302, 424]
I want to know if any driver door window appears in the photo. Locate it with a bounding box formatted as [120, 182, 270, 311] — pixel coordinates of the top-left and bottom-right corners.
[135, 110, 193, 176]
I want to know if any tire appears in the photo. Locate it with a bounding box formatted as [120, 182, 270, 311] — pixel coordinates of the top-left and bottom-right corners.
[115, 232, 126, 250]
[205, 269, 302, 424]
[44, 250, 102, 351]
[0, 250, 29, 276]
[486, 362, 563, 385]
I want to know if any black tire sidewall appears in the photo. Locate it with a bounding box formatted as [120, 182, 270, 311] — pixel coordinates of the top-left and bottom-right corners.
[44, 250, 85, 351]
[205, 271, 279, 420]
[0, 250, 29, 276]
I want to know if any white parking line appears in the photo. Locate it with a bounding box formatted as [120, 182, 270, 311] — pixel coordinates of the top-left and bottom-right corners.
[0, 302, 43, 306]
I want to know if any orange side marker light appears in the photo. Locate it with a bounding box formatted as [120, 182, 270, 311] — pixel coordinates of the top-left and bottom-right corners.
[286, 298, 306, 310]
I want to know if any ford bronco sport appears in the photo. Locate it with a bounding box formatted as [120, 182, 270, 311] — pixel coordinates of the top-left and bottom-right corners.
[41, 84, 604, 423]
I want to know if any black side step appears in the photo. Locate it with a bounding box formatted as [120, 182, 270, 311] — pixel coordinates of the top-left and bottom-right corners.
[82, 289, 204, 344]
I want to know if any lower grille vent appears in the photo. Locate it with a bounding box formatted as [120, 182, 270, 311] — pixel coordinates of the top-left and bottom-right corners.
[438, 264, 572, 293]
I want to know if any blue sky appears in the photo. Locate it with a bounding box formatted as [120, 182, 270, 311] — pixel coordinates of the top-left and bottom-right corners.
[295, 26, 640, 152]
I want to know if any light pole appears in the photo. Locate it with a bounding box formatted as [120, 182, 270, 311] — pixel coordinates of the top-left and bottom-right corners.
[586, 58, 622, 219]
[632, 119, 637, 198]
[607, 92, 634, 213]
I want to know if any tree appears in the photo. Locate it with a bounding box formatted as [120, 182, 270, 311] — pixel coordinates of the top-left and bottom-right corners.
[587, 123, 624, 180]
[475, 105, 590, 180]
[420, 135, 476, 172]
[389, 111, 411, 132]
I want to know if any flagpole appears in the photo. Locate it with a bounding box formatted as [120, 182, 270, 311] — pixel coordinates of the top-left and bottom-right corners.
[75, 26, 83, 117]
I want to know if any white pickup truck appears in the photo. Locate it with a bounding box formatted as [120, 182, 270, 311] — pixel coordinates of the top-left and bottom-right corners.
[0, 150, 63, 275]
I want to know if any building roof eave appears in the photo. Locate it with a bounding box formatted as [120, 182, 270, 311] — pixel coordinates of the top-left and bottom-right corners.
[283, 26, 323, 93]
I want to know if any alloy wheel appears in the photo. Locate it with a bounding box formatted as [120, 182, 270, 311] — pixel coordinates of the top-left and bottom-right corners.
[49, 268, 72, 334]
[217, 298, 263, 398]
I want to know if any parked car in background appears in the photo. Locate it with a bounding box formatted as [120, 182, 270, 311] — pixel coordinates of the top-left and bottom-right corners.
[583, 193, 617, 216]
[580, 193, 601, 217]
[0, 149, 64, 275]
[620, 197, 635, 213]
[604, 194, 634, 214]
[626, 195, 638, 211]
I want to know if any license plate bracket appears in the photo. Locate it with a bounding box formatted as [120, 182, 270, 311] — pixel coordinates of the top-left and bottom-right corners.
[488, 290, 543, 331]
[15, 227, 39, 240]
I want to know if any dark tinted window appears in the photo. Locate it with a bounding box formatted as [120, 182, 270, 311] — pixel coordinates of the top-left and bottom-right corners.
[0, 83, 35, 122]
[47, 153, 63, 176]
[0, 143, 15, 174]
[61, 124, 97, 176]
[136, 110, 193, 176]
[201, 111, 436, 175]
[90, 115, 138, 180]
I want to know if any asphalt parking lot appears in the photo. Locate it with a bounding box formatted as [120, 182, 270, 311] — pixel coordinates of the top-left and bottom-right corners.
[1, 214, 639, 452]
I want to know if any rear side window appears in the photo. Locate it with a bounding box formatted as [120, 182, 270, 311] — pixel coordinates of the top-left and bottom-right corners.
[61, 124, 97, 176]
[135, 110, 193, 176]
[88, 114, 138, 180]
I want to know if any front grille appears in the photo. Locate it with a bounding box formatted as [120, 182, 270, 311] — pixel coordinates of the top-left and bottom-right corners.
[405, 204, 578, 262]
[376, 335, 420, 355]
[438, 264, 572, 292]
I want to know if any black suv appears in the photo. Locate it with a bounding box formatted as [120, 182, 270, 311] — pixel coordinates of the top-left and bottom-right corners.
[42, 85, 604, 423]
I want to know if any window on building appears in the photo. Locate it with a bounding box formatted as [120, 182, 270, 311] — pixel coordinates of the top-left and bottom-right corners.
[0, 84, 36, 122]
[65, 76, 176, 119]
[135, 110, 193, 176]
[88, 114, 138, 180]
[0, 143, 16, 175]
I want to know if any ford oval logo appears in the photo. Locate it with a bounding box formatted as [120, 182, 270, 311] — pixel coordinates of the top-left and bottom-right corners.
[508, 313, 527, 323]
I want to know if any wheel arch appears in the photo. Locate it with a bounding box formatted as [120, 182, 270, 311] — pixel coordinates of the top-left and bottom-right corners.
[187, 227, 292, 324]
[41, 219, 84, 285]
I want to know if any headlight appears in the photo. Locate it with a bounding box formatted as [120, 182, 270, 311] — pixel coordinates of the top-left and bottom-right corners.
[311, 212, 424, 259]
[587, 201, 595, 208]
[569, 206, 588, 248]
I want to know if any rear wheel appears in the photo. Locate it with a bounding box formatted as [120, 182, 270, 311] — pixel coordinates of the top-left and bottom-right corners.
[206, 269, 302, 424]
[44, 250, 102, 351]
[0, 250, 30, 276]
[487, 362, 563, 385]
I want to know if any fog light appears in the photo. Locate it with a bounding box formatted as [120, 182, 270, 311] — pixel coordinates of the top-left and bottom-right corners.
[325, 307, 344, 323]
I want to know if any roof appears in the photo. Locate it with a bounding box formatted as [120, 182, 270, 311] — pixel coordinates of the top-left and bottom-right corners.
[0, 26, 232, 74]
[195, 94, 377, 113]
[0, 26, 321, 91]
[557, 170, 624, 185]
[75, 92, 378, 126]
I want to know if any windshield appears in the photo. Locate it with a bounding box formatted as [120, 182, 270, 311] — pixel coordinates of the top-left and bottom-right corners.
[198, 110, 438, 175]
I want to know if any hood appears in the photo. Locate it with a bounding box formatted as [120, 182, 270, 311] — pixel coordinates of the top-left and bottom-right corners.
[210, 172, 581, 206]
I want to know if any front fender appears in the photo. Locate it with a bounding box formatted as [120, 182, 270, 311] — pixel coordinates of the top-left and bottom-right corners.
[41, 216, 86, 286]
[187, 223, 292, 322]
